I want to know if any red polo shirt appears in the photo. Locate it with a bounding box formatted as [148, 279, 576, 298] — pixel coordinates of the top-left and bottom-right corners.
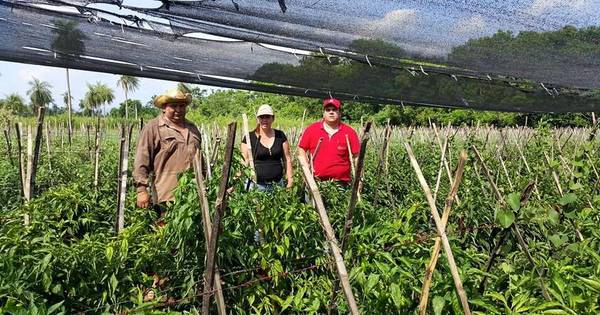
[298, 121, 360, 182]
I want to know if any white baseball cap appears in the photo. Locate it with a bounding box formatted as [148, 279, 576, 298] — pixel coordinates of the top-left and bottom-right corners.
[256, 104, 274, 117]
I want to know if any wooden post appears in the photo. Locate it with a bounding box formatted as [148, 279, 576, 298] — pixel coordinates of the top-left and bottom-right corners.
[419, 151, 467, 315]
[66, 68, 73, 146]
[405, 143, 471, 315]
[45, 123, 52, 175]
[25, 106, 46, 200]
[15, 123, 25, 200]
[202, 122, 236, 315]
[116, 124, 130, 233]
[93, 116, 102, 197]
[328, 122, 372, 314]
[298, 156, 360, 315]
[192, 152, 226, 315]
[242, 113, 257, 183]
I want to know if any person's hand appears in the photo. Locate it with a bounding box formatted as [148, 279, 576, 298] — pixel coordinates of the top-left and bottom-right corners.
[137, 189, 151, 208]
[286, 178, 294, 189]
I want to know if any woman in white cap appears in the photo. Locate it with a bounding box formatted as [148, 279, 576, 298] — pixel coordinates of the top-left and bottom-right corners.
[241, 104, 293, 191]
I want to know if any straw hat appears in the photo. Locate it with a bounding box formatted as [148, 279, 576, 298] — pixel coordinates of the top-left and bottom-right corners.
[256, 104, 274, 117]
[154, 89, 192, 109]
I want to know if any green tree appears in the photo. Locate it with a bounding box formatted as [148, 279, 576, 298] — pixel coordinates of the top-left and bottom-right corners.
[82, 82, 114, 117]
[1, 93, 28, 116]
[116, 75, 140, 120]
[27, 78, 53, 114]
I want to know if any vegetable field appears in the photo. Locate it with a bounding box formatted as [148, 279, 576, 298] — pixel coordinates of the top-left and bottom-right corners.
[0, 119, 599, 314]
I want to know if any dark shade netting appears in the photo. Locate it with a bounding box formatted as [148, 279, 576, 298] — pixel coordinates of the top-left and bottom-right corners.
[1, 0, 599, 112]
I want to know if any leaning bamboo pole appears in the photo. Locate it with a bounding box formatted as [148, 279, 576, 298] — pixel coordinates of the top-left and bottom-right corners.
[242, 114, 257, 183]
[202, 122, 236, 315]
[298, 155, 360, 315]
[192, 152, 226, 315]
[418, 151, 467, 315]
[405, 143, 471, 315]
[328, 122, 372, 314]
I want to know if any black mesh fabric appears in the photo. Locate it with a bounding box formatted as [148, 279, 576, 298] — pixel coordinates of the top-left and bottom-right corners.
[1, 0, 599, 112]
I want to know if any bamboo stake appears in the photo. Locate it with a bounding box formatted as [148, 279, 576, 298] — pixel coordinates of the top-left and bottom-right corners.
[192, 152, 226, 315]
[116, 124, 130, 233]
[202, 129, 212, 179]
[66, 68, 73, 146]
[432, 123, 460, 204]
[15, 123, 25, 200]
[24, 126, 33, 203]
[202, 122, 236, 315]
[405, 143, 471, 315]
[28, 106, 46, 200]
[45, 123, 52, 175]
[328, 122, 372, 314]
[93, 117, 102, 197]
[242, 113, 257, 183]
[298, 156, 360, 315]
[419, 151, 467, 315]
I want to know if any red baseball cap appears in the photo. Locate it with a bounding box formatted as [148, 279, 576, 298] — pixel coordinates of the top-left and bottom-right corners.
[323, 98, 342, 109]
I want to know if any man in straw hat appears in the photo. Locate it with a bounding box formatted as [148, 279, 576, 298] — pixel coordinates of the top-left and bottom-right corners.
[133, 88, 201, 222]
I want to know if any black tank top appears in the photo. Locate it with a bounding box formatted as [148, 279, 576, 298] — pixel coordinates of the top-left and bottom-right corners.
[242, 130, 288, 183]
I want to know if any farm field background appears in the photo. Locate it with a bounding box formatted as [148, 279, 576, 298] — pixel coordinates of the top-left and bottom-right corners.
[0, 117, 599, 314]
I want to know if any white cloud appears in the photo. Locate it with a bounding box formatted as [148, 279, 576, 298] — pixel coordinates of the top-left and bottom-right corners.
[455, 15, 486, 36]
[528, 0, 587, 16]
[361, 9, 418, 38]
[18, 66, 52, 83]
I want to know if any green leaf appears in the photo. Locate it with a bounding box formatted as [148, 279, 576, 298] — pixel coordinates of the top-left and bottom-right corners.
[548, 234, 567, 247]
[47, 301, 64, 314]
[496, 208, 515, 228]
[389, 283, 403, 308]
[558, 193, 577, 206]
[547, 209, 560, 224]
[366, 274, 380, 294]
[507, 192, 521, 211]
[569, 182, 583, 190]
[432, 296, 445, 315]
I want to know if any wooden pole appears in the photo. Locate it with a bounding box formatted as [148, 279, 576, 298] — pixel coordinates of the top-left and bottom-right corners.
[116, 124, 130, 233]
[24, 126, 33, 202]
[418, 151, 467, 315]
[328, 122, 372, 314]
[405, 143, 471, 315]
[242, 114, 257, 183]
[202, 122, 236, 315]
[45, 123, 52, 175]
[27, 106, 46, 200]
[93, 116, 102, 197]
[15, 123, 25, 200]
[298, 156, 360, 315]
[66, 68, 73, 146]
[192, 152, 226, 315]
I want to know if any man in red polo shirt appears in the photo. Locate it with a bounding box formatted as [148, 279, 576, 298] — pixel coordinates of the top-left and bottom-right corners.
[297, 98, 360, 183]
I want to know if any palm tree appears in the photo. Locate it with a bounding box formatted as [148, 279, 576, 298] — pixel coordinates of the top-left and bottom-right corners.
[117, 75, 140, 120]
[27, 78, 53, 114]
[83, 82, 114, 116]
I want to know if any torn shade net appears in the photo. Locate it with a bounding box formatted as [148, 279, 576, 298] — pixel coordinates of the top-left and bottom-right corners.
[0, 0, 599, 113]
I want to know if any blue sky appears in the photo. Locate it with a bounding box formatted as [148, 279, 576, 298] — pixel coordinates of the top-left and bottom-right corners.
[0, 60, 223, 112]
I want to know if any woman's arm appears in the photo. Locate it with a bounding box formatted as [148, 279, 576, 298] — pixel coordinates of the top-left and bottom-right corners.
[283, 141, 294, 188]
